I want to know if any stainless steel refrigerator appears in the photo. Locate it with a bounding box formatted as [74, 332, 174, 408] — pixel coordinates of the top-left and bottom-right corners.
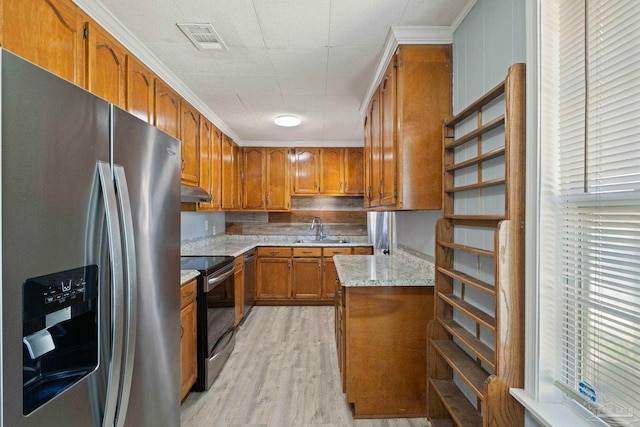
[0, 50, 181, 426]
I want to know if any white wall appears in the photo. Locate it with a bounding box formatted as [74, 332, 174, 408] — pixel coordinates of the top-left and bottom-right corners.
[395, 211, 441, 258]
[181, 211, 226, 241]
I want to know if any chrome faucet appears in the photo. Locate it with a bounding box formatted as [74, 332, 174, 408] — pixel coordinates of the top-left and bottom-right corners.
[310, 216, 325, 241]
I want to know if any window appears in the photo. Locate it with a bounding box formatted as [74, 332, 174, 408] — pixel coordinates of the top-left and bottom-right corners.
[538, 0, 640, 424]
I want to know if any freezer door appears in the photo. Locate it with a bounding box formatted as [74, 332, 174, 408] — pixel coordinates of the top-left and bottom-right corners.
[111, 107, 181, 426]
[1, 51, 115, 426]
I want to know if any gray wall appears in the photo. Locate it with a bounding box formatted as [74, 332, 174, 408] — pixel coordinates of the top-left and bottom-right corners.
[181, 211, 226, 241]
[395, 211, 441, 258]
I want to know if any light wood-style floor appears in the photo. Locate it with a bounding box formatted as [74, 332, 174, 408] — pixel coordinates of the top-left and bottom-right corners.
[181, 306, 431, 427]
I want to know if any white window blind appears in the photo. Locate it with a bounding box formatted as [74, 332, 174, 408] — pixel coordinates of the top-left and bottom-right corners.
[551, 0, 640, 424]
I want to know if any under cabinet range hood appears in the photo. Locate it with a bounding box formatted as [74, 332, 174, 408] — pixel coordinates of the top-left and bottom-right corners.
[181, 184, 212, 203]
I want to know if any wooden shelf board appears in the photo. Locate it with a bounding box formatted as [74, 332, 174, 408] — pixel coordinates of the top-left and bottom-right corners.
[431, 340, 490, 399]
[444, 81, 505, 127]
[444, 178, 506, 193]
[429, 378, 483, 427]
[437, 267, 496, 295]
[439, 318, 496, 371]
[445, 116, 506, 150]
[438, 293, 496, 331]
[437, 240, 495, 258]
[445, 146, 506, 171]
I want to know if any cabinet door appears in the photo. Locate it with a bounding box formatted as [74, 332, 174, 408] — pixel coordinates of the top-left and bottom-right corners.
[363, 103, 373, 207]
[198, 118, 213, 209]
[369, 90, 382, 207]
[257, 258, 291, 299]
[180, 301, 197, 401]
[221, 135, 235, 210]
[234, 261, 244, 326]
[86, 22, 127, 108]
[233, 144, 242, 210]
[322, 258, 339, 300]
[154, 79, 181, 139]
[126, 56, 154, 123]
[344, 148, 364, 195]
[180, 100, 200, 186]
[320, 148, 344, 195]
[3, 0, 85, 85]
[292, 258, 322, 299]
[293, 148, 320, 194]
[266, 148, 291, 211]
[243, 147, 266, 209]
[380, 58, 397, 206]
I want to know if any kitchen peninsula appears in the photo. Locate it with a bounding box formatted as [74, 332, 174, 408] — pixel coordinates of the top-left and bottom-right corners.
[333, 253, 435, 418]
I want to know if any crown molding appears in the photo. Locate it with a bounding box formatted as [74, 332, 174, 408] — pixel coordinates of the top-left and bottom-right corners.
[358, 26, 453, 116]
[71, 0, 241, 142]
[239, 140, 364, 148]
[451, 0, 478, 33]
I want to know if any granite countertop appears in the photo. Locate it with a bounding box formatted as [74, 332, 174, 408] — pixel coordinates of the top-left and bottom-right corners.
[181, 234, 371, 258]
[333, 253, 434, 287]
[180, 270, 200, 285]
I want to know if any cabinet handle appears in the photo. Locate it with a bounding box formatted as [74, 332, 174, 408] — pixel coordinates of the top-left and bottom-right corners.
[318, 263, 321, 272]
[340, 182, 343, 191]
[378, 181, 383, 198]
[182, 291, 194, 299]
[288, 261, 291, 271]
[315, 182, 319, 190]
[180, 323, 184, 339]
[181, 158, 186, 172]
[302, 250, 312, 254]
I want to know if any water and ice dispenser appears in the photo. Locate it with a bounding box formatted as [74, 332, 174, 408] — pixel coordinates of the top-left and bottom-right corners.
[22, 265, 99, 414]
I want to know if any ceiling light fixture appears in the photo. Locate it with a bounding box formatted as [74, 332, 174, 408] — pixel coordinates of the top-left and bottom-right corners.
[274, 115, 301, 127]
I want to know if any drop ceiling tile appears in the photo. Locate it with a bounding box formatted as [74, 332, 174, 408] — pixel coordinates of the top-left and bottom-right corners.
[326, 73, 370, 97]
[227, 74, 282, 97]
[282, 96, 326, 112]
[400, 0, 468, 26]
[253, 0, 330, 48]
[277, 73, 327, 96]
[172, 0, 265, 48]
[327, 47, 381, 77]
[100, 0, 187, 43]
[329, 0, 409, 47]
[147, 42, 223, 75]
[238, 95, 285, 112]
[200, 94, 247, 116]
[325, 95, 361, 112]
[268, 48, 329, 75]
[212, 47, 276, 75]
[180, 73, 236, 96]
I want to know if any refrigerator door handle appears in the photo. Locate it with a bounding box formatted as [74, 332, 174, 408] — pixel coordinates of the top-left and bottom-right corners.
[97, 161, 125, 427]
[113, 165, 138, 427]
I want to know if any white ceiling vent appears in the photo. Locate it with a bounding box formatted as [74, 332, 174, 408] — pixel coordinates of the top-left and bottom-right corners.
[177, 23, 228, 51]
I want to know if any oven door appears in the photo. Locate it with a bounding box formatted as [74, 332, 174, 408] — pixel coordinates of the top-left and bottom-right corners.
[202, 263, 235, 389]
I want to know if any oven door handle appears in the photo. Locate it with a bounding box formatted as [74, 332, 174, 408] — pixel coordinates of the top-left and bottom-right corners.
[205, 263, 235, 292]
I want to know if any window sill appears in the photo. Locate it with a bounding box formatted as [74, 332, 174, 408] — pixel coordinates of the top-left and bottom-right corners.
[511, 389, 592, 427]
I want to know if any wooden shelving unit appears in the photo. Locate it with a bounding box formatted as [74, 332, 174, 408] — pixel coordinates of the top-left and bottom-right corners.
[426, 63, 526, 426]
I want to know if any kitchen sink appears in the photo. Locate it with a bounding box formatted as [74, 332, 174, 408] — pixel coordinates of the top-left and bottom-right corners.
[294, 239, 350, 244]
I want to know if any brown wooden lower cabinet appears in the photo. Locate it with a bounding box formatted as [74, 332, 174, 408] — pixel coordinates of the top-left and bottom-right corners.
[180, 279, 197, 401]
[233, 256, 244, 326]
[255, 246, 373, 305]
[335, 285, 434, 418]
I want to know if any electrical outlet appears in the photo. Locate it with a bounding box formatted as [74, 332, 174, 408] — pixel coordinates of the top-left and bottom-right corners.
[211, 226, 216, 235]
[204, 220, 209, 231]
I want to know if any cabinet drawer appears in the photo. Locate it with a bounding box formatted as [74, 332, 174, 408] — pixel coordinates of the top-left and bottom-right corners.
[323, 247, 352, 256]
[293, 247, 322, 257]
[353, 246, 373, 255]
[257, 247, 292, 257]
[180, 279, 197, 308]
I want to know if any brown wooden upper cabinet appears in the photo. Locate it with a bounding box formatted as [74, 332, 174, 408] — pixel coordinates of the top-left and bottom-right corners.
[344, 148, 364, 195]
[243, 147, 266, 210]
[154, 79, 181, 139]
[221, 134, 238, 210]
[265, 148, 291, 210]
[320, 148, 344, 195]
[2, 0, 86, 86]
[364, 45, 452, 210]
[292, 148, 320, 195]
[85, 21, 127, 109]
[180, 100, 200, 187]
[126, 56, 155, 124]
[241, 147, 291, 211]
[198, 118, 223, 211]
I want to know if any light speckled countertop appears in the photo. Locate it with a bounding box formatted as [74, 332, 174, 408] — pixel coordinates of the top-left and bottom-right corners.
[181, 234, 370, 258]
[180, 270, 200, 285]
[334, 253, 434, 287]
